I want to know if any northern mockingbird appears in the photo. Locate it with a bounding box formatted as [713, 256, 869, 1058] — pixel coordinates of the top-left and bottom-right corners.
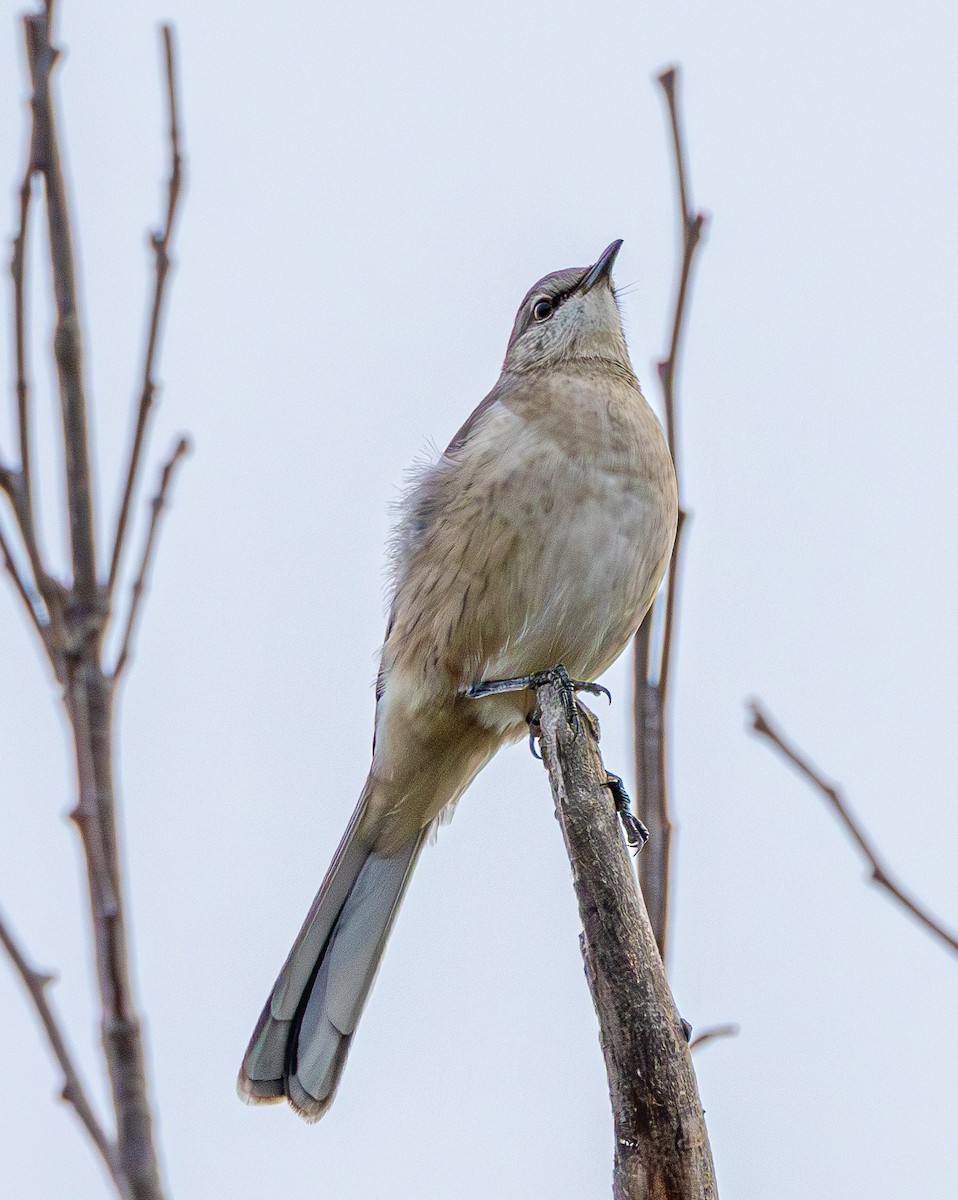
[238, 240, 678, 1120]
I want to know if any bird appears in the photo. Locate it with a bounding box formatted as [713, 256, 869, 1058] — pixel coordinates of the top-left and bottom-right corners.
[237, 239, 678, 1120]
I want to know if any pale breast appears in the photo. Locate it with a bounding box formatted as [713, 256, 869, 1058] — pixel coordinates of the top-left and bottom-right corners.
[386, 368, 677, 704]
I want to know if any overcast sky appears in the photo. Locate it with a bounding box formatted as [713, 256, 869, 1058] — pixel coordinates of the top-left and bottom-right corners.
[1, 1, 957, 1196]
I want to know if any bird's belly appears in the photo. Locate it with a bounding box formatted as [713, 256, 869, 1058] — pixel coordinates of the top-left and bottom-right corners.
[482, 472, 669, 685]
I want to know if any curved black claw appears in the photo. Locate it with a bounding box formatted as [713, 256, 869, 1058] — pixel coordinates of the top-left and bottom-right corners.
[527, 705, 543, 760]
[604, 773, 649, 853]
[576, 680, 612, 705]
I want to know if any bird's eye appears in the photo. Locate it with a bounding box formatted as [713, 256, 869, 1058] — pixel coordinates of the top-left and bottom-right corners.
[532, 298, 554, 321]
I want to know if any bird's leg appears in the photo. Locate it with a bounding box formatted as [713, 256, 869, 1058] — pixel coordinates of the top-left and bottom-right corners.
[466, 663, 611, 734]
[604, 773, 649, 853]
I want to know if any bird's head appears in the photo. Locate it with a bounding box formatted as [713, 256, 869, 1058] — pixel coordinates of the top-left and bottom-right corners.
[502, 240, 630, 375]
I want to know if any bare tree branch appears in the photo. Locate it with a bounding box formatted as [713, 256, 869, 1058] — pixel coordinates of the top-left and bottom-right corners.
[537, 679, 717, 1200]
[0, 11, 185, 1196]
[689, 1023, 740, 1053]
[749, 700, 958, 957]
[0, 906, 118, 1184]
[113, 436, 189, 678]
[108, 24, 184, 603]
[24, 2, 98, 606]
[634, 66, 708, 961]
[656, 67, 706, 470]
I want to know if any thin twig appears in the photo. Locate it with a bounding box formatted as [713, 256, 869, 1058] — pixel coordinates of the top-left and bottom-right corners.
[12, 163, 34, 528]
[689, 1023, 740, 1052]
[7, 154, 54, 603]
[0, 513, 44, 635]
[24, 3, 98, 604]
[633, 66, 707, 962]
[113, 436, 189, 678]
[749, 700, 958, 957]
[0, 907, 117, 1182]
[108, 25, 184, 602]
[658, 508, 687, 708]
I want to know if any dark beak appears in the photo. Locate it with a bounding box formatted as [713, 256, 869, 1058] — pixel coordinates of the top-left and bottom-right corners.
[578, 239, 623, 294]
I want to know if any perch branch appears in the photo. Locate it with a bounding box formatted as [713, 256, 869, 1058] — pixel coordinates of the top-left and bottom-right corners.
[749, 700, 958, 957]
[634, 66, 707, 960]
[113, 436, 189, 678]
[108, 24, 184, 602]
[0, 907, 117, 1182]
[537, 679, 717, 1200]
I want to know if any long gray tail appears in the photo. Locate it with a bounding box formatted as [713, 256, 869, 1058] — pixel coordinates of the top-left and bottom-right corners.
[238, 809, 425, 1120]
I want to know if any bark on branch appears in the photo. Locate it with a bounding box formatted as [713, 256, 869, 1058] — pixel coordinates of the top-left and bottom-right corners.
[536, 679, 718, 1200]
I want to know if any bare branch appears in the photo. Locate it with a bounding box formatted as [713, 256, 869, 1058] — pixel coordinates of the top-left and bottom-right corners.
[23, 3, 98, 605]
[633, 66, 707, 961]
[655, 65, 706, 702]
[749, 700, 958, 957]
[0, 906, 117, 1182]
[5, 12, 181, 1196]
[113, 436, 189, 678]
[537, 679, 717, 1200]
[689, 1023, 740, 1052]
[655, 67, 706, 460]
[108, 25, 184, 602]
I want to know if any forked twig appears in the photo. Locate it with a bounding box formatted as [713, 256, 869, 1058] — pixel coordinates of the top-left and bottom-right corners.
[108, 24, 184, 602]
[113, 436, 189, 678]
[0, 909, 117, 1182]
[749, 700, 958, 957]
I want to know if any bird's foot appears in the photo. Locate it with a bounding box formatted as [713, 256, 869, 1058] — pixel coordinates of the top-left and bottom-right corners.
[467, 664, 610, 735]
[604, 773, 649, 853]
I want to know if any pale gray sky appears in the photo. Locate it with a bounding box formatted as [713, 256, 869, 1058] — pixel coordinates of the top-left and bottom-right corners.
[1, 1, 957, 1196]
